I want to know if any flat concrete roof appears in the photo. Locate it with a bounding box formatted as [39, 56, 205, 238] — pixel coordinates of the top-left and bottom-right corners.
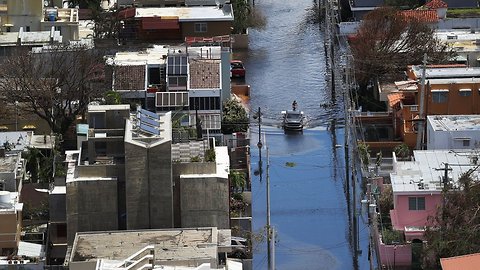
[428, 115, 480, 132]
[0, 154, 19, 172]
[391, 150, 480, 193]
[87, 104, 130, 112]
[411, 65, 480, 79]
[108, 45, 170, 66]
[428, 77, 480, 84]
[70, 227, 229, 263]
[0, 131, 30, 153]
[134, 5, 233, 22]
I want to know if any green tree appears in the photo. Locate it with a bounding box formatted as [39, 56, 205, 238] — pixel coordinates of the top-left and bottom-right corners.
[222, 98, 248, 134]
[231, 0, 266, 34]
[105, 90, 122, 105]
[357, 142, 371, 171]
[423, 170, 480, 269]
[394, 143, 411, 160]
[230, 170, 246, 192]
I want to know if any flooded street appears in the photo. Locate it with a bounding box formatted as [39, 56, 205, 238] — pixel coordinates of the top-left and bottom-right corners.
[233, 0, 372, 269]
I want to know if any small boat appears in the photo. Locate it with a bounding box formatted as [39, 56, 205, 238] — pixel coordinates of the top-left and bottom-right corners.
[281, 109, 304, 132]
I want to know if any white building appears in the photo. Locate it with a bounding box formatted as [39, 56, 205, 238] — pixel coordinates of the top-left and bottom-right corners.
[427, 115, 480, 150]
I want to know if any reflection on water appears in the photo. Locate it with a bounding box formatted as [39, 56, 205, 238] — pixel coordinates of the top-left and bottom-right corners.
[245, 0, 371, 269]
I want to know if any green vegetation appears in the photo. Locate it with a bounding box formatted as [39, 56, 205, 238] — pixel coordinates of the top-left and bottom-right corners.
[393, 143, 411, 160]
[205, 148, 216, 162]
[231, 0, 266, 34]
[382, 229, 405, 245]
[222, 98, 249, 134]
[230, 170, 247, 192]
[190, 155, 201, 162]
[423, 172, 480, 268]
[285, 162, 296, 167]
[357, 142, 371, 171]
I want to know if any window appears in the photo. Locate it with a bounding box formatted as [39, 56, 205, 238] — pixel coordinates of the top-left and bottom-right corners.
[168, 76, 187, 89]
[409, 197, 425, 210]
[190, 113, 221, 130]
[156, 92, 188, 107]
[194, 23, 207, 33]
[432, 91, 448, 103]
[463, 139, 470, 147]
[148, 67, 161, 85]
[459, 89, 471, 97]
[189, 97, 221, 111]
[167, 55, 187, 75]
[26, 26, 30, 32]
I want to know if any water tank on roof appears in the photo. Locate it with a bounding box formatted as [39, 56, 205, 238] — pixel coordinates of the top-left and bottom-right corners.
[46, 8, 57, 22]
[0, 191, 11, 203]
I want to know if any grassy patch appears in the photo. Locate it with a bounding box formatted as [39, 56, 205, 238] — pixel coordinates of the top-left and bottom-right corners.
[285, 162, 296, 167]
[447, 8, 480, 18]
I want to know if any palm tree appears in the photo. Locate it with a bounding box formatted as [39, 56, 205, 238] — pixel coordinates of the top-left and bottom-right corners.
[393, 143, 410, 160]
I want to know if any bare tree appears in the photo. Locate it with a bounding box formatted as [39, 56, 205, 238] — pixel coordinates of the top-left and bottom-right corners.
[0, 45, 105, 136]
[350, 7, 453, 88]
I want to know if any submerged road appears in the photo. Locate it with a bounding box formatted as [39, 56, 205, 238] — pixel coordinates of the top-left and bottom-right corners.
[233, 0, 372, 269]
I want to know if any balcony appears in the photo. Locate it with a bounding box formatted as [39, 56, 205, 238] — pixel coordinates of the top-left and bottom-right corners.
[43, 8, 79, 23]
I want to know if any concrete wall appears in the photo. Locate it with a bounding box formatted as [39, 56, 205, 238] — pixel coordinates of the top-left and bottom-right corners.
[378, 239, 412, 268]
[66, 180, 118, 244]
[172, 162, 216, 227]
[391, 193, 442, 230]
[232, 33, 248, 50]
[125, 141, 173, 229]
[179, 176, 229, 229]
[0, 212, 18, 249]
[181, 21, 232, 37]
[427, 124, 480, 150]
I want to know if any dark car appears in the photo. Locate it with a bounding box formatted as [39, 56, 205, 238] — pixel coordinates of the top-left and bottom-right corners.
[282, 110, 304, 132]
[230, 60, 246, 78]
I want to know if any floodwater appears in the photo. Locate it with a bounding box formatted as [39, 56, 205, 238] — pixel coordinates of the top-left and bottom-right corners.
[233, 0, 372, 269]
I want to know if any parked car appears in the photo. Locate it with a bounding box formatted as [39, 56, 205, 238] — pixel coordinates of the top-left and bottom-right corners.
[228, 236, 248, 259]
[230, 60, 246, 78]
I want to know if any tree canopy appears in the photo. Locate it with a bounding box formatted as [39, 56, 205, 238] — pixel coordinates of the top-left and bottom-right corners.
[222, 98, 248, 134]
[424, 170, 480, 268]
[350, 7, 452, 87]
[0, 45, 105, 136]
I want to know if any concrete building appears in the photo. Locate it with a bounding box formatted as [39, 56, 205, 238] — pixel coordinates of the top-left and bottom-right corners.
[390, 149, 480, 240]
[65, 227, 236, 270]
[124, 110, 173, 229]
[107, 44, 230, 136]
[47, 185, 67, 265]
[0, 0, 79, 42]
[0, 27, 62, 58]
[117, 0, 221, 8]
[426, 115, 480, 150]
[0, 191, 23, 256]
[118, 5, 233, 43]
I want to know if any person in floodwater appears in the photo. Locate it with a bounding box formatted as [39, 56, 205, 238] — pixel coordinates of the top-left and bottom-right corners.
[292, 100, 298, 111]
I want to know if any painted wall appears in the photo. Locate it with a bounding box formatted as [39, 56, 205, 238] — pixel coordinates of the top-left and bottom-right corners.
[392, 193, 442, 230]
[378, 239, 412, 268]
[181, 21, 232, 38]
[427, 122, 480, 150]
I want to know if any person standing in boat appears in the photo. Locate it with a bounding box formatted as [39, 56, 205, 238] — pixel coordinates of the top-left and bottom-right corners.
[292, 100, 298, 111]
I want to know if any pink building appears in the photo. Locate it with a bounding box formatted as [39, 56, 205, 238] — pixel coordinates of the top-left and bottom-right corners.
[390, 150, 480, 240]
[379, 149, 480, 267]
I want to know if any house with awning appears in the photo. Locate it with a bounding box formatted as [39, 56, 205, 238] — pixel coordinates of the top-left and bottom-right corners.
[118, 4, 233, 43]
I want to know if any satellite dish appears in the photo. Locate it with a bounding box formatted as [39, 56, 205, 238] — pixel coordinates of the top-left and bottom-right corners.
[44, 0, 49, 7]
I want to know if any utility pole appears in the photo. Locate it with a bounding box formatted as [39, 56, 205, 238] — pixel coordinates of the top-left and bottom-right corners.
[266, 141, 272, 270]
[255, 107, 263, 177]
[415, 54, 428, 150]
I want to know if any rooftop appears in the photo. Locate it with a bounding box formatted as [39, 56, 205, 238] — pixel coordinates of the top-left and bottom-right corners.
[0, 30, 62, 46]
[108, 46, 170, 66]
[411, 65, 480, 79]
[440, 252, 480, 270]
[69, 227, 229, 263]
[0, 131, 30, 153]
[189, 59, 221, 89]
[401, 10, 439, 23]
[132, 5, 233, 22]
[391, 150, 480, 193]
[427, 115, 480, 132]
[124, 111, 172, 148]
